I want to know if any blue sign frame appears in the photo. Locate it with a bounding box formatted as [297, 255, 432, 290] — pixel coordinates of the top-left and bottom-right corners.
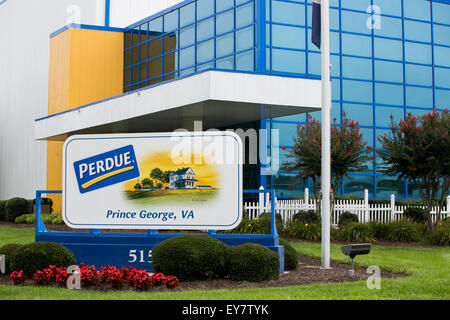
[35, 189, 284, 274]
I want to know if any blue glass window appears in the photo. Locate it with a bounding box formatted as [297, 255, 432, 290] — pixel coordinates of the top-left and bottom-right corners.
[343, 176, 374, 198]
[217, 0, 234, 12]
[405, 86, 433, 108]
[342, 34, 372, 57]
[374, 38, 402, 61]
[272, 1, 305, 26]
[236, 50, 255, 71]
[373, 16, 402, 39]
[272, 49, 306, 74]
[433, 25, 450, 47]
[373, 0, 402, 16]
[343, 80, 373, 103]
[435, 67, 450, 88]
[374, 60, 403, 83]
[342, 56, 372, 80]
[197, 0, 214, 20]
[375, 106, 404, 128]
[236, 26, 254, 52]
[375, 83, 404, 106]
[179, 46, 195, 69]
[341, 0, 370, 11]
[342, 103, 373, 126]
[197, 17, 214, 41]
[404, 42, 432, 64]
[341, 11, 371, 35]
[197, 39, 214, 64]
[179, 25, 195, 48]
[432, 2, 450, 24]
[236, 2, 254, 28]
[216, 10, 234, 35]
[434, 46, 450, 68]
[216, 56, 234, 70]
[435, 89, 450, 109]
[164, 10, 179, 33]
[272, 25, 305, 50]
[403, 0, 430, 21]
[405, 64, 432, 86]
[404, 20, 431, 43]
[216, 33, 234, 58]
[180, 3, 195, 27]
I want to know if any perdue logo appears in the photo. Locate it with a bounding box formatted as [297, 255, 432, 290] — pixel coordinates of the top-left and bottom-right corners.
[73, 145, 140, 194]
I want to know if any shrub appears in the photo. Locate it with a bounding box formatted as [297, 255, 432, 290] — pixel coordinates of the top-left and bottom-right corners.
[132, 269, 152, 290]
[33, 269, 53, 285]
[150, 272, 166, 287]
[335, 223, 375, 243]
[368, 221, 391, 240]
[106, 269, 126, 289]
[5, 198, 32, 222]
[79, 263, 100, 287]
[10, 242, 76, 277]
[99, 265, 119, 282]
[0, 244, 23, 274]
[225, 212, 283, 234]
[15, 213, 64, 225]
[403, 207, 427, 224]
[279, 239, 298, 271]
[292, 210, 320, 224]
[287, 221, 321, 241]
[338, 212, 359, 228]
[426, 226, 450, 246]
[385, 220, 420, 243]
[152, 235, 232, 281]
[0, 200, 6, 221]
[164, 275, 179, 289]
[10, 270, 25, 285]
[229, 243, 279, 282]
[55, 266, 69, 287]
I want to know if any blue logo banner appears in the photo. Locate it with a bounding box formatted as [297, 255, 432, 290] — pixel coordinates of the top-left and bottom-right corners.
[73, 145, 140, 194]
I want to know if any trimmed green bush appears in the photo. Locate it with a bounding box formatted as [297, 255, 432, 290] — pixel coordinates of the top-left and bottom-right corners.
[152, 235, 232, 281]
[287, 221, 321, 241]
[5, 198, 32, 223]
[385, 220, 420, 243]
[403, 207, 427, 224]
[336, 223, 375, 243]
[368, 221, 391, 240]
[338, 212, 359, 228]
[229, 243, 279, 282]
[0, 200, 6, 221]
[427, 229, 450, 246]
[224, 212, 283, 235]
[15, 213, 64, 225]
[292, 210, 320, 224]
[279, 239, 298, 271]
[10, 242, 76, 277]
[0, 244, 23, 274]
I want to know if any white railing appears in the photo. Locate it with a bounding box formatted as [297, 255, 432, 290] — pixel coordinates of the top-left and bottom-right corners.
[244, 187, 450, 226]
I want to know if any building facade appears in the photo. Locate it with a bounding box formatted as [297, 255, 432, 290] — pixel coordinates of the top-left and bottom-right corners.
[0, 0, 449, 207]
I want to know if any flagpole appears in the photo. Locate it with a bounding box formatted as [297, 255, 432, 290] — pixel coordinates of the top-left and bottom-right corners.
[320, 0, 331, 269]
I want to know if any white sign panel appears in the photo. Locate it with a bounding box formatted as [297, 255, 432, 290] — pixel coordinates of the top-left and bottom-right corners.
[62, 132, 242, 230]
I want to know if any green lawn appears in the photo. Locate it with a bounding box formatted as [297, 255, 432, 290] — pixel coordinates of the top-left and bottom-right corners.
[124, 189, 218, 205]
[0, 225, 449, 300]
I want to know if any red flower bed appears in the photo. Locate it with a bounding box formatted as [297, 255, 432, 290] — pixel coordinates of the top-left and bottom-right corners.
[10, 270, 25, 285]
[9, 264, 179, 291]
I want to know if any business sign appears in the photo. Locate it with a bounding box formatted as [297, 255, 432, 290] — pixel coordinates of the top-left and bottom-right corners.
[63, 132, 243, 230]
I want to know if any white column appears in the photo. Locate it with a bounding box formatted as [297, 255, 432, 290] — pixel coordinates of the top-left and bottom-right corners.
[390, 194, 396, 222]
[321, 0, 332, 269]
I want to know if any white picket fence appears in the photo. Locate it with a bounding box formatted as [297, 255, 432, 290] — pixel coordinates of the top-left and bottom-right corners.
[244, 187, 450, 226]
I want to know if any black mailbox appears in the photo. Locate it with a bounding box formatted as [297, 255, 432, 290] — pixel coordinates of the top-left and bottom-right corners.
[341, 244, 371, 275]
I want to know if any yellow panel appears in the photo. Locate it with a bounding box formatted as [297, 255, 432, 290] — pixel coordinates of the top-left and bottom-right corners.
[47, 27, 124, 212]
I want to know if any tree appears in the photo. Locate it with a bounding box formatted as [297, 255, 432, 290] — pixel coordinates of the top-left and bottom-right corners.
[150, 168, 163, 184]
[134, 183, 142, 191]
[283, 113, 373, 215]
[141, 178, 153, 187]
[377, 109, 450, 233]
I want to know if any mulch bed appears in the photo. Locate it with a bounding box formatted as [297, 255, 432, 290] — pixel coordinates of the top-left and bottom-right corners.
[0, 253, 406, 293]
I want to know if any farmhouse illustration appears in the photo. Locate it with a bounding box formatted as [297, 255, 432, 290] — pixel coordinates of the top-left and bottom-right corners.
[169, 168, 199, 189]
